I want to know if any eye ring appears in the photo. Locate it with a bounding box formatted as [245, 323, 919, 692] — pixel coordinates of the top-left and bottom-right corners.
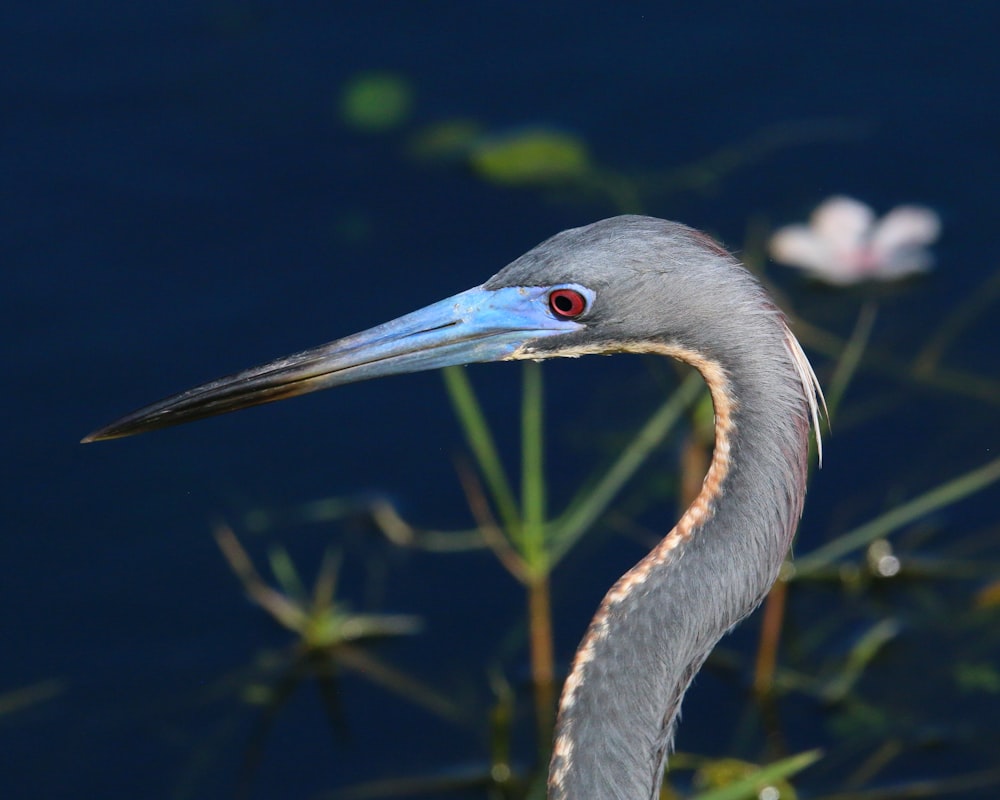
[548, 288, 587, 319]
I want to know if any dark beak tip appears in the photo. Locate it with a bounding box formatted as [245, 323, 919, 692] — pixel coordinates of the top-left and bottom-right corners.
[81, 424, 134, 443]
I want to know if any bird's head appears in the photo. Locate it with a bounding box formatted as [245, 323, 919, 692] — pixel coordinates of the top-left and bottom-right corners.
[84, 216, 769, 442]
[485, 215, 773, 362]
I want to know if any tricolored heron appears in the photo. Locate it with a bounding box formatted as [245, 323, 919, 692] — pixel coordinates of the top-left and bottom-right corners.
[85, 216, 823, 800]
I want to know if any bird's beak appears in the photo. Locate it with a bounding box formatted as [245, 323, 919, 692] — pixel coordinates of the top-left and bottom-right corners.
[83, 284, 588, 442]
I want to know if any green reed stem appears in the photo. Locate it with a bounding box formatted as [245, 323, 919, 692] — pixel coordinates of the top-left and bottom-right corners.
[794, 455, 1000, 577]
[549, 371, 704, 564]
[442, 366, 521, 535]
[819, 618, 901, 703]
[825, 301, 876, 421]
[689, 749, 822, 800]
[521, 361, 547, 568]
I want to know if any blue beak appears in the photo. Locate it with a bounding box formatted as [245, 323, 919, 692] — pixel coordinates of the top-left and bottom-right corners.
[83, 284, 590, 442]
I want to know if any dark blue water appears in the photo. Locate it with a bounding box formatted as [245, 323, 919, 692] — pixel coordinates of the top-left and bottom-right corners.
[5, 4, 999, 799]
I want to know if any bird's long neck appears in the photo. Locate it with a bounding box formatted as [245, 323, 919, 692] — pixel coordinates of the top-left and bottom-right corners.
[547, 336, 814, 800]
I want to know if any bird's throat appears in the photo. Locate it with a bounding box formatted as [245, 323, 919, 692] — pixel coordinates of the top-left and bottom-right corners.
[547, 340, 813, 800]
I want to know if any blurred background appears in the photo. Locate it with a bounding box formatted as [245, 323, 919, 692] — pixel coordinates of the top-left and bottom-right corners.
[4, 3, 999, 799]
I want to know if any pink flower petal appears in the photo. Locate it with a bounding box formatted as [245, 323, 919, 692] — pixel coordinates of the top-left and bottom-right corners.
[769, 226, 831, 272]
[872, 205, 941, 253]
[771, 195, 940, 286]
[812, 196, 874, 252]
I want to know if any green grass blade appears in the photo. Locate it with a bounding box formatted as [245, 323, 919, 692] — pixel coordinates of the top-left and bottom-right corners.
[442, 366, 521, 535]
[820, 618, 901, 702]
[268, 545, 307, 602]
[825, 301, 876, 420]
[520, 361, 547, 570]
[794, 455, 1000, 577]
[688, 750, 822, 800]
[549, 371, 704, 564]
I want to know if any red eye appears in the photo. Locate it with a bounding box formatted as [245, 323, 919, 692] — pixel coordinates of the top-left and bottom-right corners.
[549, 288, 587, 319]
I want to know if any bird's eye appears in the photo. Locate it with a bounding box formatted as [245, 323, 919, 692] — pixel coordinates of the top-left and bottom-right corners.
[548, 288, 587, 319]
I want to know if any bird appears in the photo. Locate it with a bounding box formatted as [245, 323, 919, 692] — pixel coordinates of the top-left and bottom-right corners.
[84, 215, 823, 800]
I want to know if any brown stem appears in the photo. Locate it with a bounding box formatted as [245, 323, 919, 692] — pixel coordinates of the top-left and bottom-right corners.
[528, 573, 556, 754]
[679, 433, 711, 513]
[454, 456, 529, 581]
[753, 579, 787, 697]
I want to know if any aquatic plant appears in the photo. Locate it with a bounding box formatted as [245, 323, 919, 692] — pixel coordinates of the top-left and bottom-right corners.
[340, 72, 414, 132]
[769, 196, 941, 285]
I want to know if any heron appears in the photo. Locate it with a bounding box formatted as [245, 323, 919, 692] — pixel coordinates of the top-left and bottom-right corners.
[85, 216, 823, 800]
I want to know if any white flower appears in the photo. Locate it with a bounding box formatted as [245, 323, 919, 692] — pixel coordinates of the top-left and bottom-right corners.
[769, 196, 941, 285]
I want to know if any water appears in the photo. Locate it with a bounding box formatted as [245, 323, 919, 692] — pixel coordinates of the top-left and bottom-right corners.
[4, 3, 999, 798]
